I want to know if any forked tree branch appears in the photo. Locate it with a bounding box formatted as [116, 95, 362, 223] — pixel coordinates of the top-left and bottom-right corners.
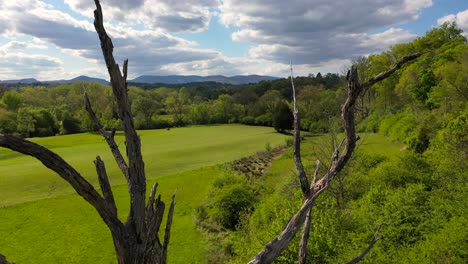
[248, 54, 419, 264]
[94, 0, 146, 238]
[0, 1, 175, 263]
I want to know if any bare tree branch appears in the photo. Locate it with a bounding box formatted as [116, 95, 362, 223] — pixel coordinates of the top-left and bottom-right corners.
[0, 254, 14, 264]
[0, 134, 115, 222]
[312, 160, 321, 186]
[298, 207, 313, 264]
[346, 223, 384, 264]
[94, 0, 147, 239]
[0, 1, 176, 263]
[298, 159, 322, 264]
[84, 92, 129, 179]
[291, 62, 310, 197]
[361, 53, 421, 89]
[95, 156, 117, 216]
[248, 54, 419, 264]
[162, 191, 177, 263]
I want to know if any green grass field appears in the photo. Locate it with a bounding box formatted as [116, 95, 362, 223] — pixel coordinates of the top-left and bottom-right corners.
[0, 125, 286, 263]
[0, 127, 402, 263]
[0, 125, 285, 206]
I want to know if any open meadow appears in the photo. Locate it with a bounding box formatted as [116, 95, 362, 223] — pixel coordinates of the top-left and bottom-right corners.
[0, 125, 286, 263]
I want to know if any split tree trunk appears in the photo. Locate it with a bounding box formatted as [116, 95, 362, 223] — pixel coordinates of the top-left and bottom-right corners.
[0, 1, 176, 263]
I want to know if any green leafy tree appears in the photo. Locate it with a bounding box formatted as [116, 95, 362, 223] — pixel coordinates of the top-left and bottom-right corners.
[272, 100, 293, 133]
[132, 96, 160, 128]
[166, 88, 190, 126]
[190, 102, 211, 124]
[16, 107, 36, 137]
[1, 91, 22, 111]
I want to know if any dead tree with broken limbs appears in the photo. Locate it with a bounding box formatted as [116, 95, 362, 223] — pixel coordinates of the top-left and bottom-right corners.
[248, 53, 420, 264]
[0, 1, 175, 263]
[0, 0, 420, 262]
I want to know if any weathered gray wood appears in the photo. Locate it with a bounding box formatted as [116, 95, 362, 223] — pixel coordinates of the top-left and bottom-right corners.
[0, 254, 14, 264]
[85, 92, 129, 180]
[248, 54, 420, 264]
[298, 160, 320, 264]
[0, 1, 175, 263]
[95, 156, 117, 216]
[291, 64, 310, 197]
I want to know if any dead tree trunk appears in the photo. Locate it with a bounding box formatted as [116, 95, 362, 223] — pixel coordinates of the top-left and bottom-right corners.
[0, 1, 175, 263]
[0, 255, 14, 264]
[249, 53, 420, 264]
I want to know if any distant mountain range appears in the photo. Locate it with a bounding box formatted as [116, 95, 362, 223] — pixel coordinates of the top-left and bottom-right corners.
[0, 74, 280, 86]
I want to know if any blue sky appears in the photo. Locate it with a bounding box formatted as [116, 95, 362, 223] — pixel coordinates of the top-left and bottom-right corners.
[0, 0, 467, 81]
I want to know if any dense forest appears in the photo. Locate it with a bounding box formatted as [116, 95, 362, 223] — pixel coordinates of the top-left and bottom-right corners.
[0, 22, 467, 263]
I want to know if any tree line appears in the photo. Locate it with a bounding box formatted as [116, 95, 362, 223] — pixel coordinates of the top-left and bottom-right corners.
[0, 72, 344, 137]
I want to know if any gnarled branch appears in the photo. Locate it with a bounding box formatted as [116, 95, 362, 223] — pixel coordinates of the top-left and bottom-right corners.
[94, 0, 146, 239]
[248, 54, 419, 264]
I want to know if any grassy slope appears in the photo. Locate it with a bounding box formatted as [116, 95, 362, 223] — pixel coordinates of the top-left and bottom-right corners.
[0, 125, 286, 264]
[0, 125, 285, 206]
[229, 133, 404, 263]
[0, 130, 399, 263]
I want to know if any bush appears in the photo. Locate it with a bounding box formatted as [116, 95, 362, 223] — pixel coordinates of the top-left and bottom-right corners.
[309, 119, 328, 133]
[61, 117, 81, 134]
[212, 183, 258, 230]
[272, 101, 293, 133]
[240, 116, 256, 125]
[196, 174, 259, 231]
[254, 113, 272, 126]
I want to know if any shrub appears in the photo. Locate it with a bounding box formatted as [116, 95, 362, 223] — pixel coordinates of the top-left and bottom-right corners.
[254, 113, 272, 126]
[212, 183, 258, 230]
[240, 116, 256, 125]
[61, 117, 81, 134]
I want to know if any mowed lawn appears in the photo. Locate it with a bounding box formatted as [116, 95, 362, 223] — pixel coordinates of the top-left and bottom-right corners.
[0, 125, 286, 206]
[0, 125, 286, 264]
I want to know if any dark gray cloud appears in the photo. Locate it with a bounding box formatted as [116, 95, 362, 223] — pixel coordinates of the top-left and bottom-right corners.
[220, 0, 431, 64]
[16, 16, 99, 50]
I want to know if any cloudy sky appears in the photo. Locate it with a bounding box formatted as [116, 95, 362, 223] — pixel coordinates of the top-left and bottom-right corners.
[0, 0, 467, 81]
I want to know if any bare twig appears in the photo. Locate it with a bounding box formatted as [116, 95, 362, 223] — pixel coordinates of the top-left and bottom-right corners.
[346, 223, 384, 264]
[94, 156, 117, 216]
[162, 191, 177, 263]
[312, 160, 321, 185]
[84, 92, 129, 180]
